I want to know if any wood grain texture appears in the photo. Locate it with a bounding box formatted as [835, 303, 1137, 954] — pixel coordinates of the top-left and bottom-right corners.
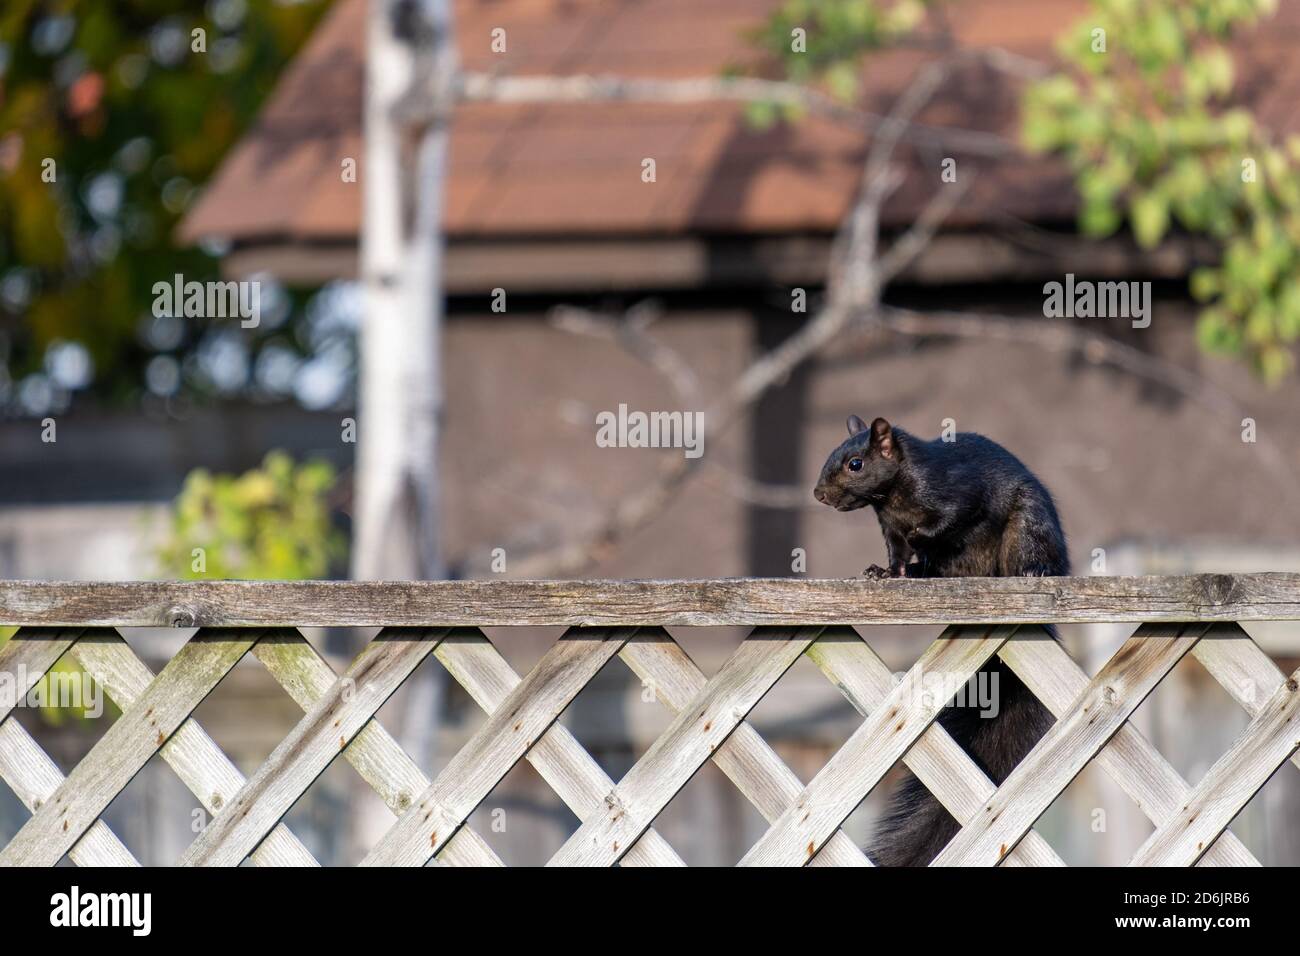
[1002, 626, 1258, 867]
[180, 628, 448, 866]
[739, 625, 1012, 867]
[1129, 662, 1300, 866]
[932, 624, 1207, 867]
[364, 627, 638, 867]
[0, 628, 261, 866]
[1, 574, 1297, 627]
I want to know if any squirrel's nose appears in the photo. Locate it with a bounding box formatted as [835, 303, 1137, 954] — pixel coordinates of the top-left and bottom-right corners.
[814, 487, 827, 503]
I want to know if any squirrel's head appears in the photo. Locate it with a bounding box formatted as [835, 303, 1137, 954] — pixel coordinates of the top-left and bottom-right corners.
[812, 415, 901, 511]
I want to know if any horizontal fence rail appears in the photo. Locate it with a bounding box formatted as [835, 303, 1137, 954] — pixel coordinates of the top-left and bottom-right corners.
[1, 575, 1298, 867]
[1, 573, 1299, 626]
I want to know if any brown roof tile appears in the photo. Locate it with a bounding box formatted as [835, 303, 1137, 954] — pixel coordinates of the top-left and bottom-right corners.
[179, 0, 1299, 246]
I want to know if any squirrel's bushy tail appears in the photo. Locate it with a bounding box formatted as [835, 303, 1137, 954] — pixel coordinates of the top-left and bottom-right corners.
[867, 635, 1054, 867]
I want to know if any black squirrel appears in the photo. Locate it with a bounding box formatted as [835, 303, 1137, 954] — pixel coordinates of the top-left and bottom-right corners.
[813, 415, 1068, 866]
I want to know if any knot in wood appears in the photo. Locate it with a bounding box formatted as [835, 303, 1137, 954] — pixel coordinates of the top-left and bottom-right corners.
[168, 605, 197, 628]
[1200, 573, 1236, 607]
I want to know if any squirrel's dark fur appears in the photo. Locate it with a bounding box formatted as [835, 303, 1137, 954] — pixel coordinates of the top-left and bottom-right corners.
[813, 415, 1068, 866]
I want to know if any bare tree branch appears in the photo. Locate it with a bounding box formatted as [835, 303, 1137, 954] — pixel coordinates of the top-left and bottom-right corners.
[877, 174, 974, 283]
[405, 61, 1045, 159]
[549, 302, 699, 403]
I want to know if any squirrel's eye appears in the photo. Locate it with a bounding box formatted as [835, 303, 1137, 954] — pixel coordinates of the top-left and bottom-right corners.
[847, 457, 864, 472]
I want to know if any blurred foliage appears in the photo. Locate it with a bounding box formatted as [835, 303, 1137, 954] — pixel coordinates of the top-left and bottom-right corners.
[751, 0, 933, 105]
[1024, 0, 1297, 382]
[756, 0, 1298, 382]
[155, 450, 344, 580]
[0, 0, 329, 413]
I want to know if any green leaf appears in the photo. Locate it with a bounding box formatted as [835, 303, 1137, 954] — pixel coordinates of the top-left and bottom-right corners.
[1130, 191, 1170, 247]
[1189, 267, 1220, 301]
[744, 100, 779, 130]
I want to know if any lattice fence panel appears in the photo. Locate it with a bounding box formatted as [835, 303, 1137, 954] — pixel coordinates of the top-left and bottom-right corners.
[2, 589, 1297, 866]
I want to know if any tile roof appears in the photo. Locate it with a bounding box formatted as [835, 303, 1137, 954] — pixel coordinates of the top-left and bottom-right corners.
[179, 0, 1300, 246]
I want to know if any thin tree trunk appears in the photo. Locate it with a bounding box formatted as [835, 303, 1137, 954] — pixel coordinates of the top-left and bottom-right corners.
[351, 0, 453, 859]
[356, 0, 419, 582]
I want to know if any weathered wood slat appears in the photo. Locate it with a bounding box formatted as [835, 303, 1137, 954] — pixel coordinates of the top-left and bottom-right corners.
[1, 574, 1297, 627]
[433, 630, 685, 867]
[0, 719, 139, 866]
[364, 627, 637, 867]
[68, 631, 318, 867]
[1129, 664, 1300, 866]
[619, 628, 870, 866]
[1002, 627, 1258, 867]
[252, 630, 502, 867]
[180, 628, 448, 866]
[550, 626, 824, 867]
[0, 628, 261, 867]
[804, 627, 1063, 867]
[932, 624, 1206, 867]
[738, 625, 1011, 867]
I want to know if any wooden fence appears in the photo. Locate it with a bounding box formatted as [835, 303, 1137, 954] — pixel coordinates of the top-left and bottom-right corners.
[1, 573, 1298, 866]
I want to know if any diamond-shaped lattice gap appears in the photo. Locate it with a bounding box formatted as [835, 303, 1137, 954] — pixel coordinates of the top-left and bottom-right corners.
[663, 626, 747, 685]
[12, 696, 116, 782]
[1129, 651, 1250, 786]
[653, 758, 766, 865]
[98, 750, 193, 866]
[189, 648, 304, 780]
[479, 625, 564, 684]
[280, 750, 391, 865]
[1033, 760, 1154, 866]
[555, 647, 649, 784]
[371, 644, 492, 783]
[747, 646, 863, 777]
[466, 756, 580, 866]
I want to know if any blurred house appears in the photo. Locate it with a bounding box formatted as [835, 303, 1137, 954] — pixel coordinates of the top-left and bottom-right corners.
[5, 0, 1300, 863]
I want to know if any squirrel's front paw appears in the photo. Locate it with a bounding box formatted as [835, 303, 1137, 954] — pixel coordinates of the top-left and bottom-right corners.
[862, 564, 894, 579]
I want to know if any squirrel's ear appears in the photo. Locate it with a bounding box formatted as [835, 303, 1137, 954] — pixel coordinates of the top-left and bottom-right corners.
[871, 417, 895, 458]
[846, 414, 869, 436]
